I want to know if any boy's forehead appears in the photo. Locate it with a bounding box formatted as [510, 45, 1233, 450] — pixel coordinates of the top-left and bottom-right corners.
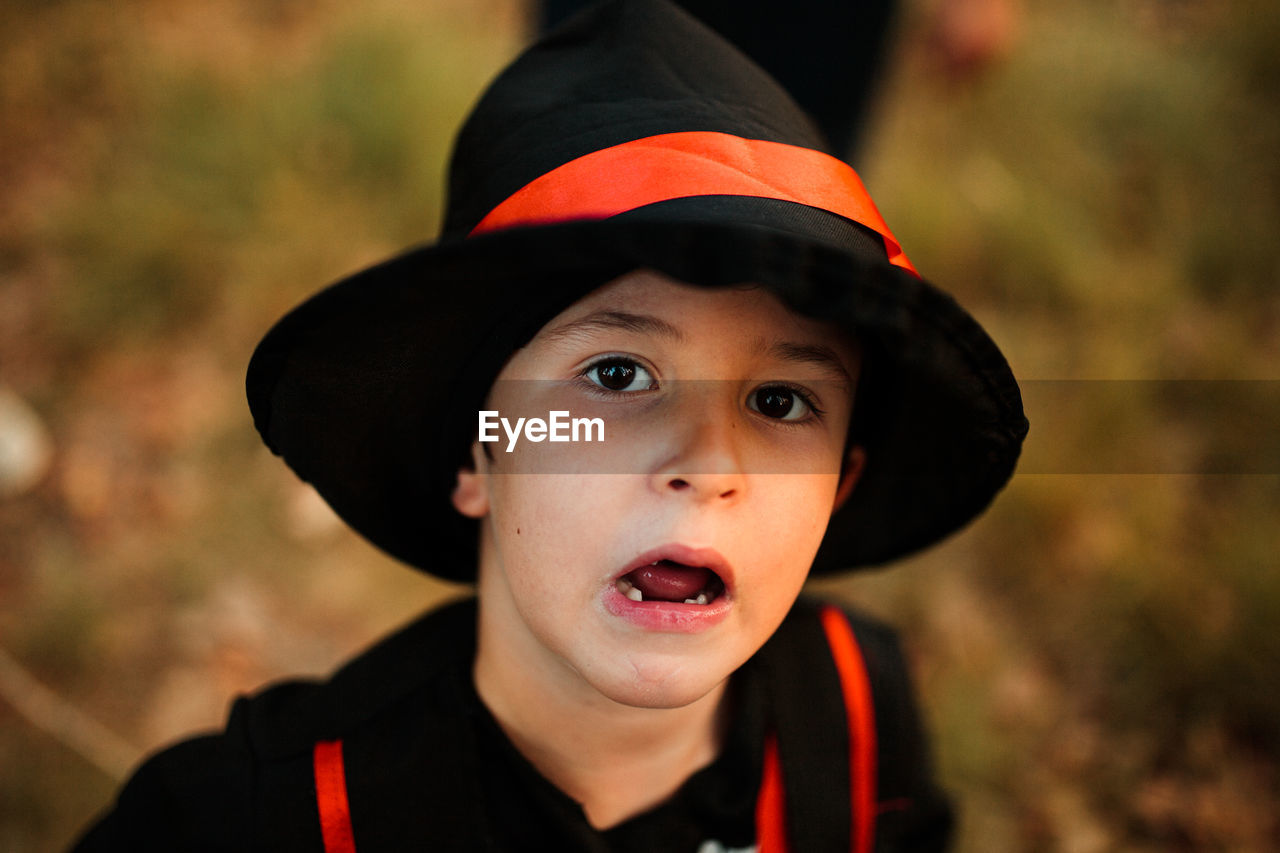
[535, 269, 857, 356]
[497, 269, 861, 394]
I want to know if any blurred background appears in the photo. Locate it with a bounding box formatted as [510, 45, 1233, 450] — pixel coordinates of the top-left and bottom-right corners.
[1, 0, 1277, 850]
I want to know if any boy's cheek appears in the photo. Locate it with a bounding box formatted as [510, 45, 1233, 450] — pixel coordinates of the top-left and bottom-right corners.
[758, 474, 846, 537]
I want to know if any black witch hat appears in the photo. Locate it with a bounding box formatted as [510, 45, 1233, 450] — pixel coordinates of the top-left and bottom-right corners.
[247, 0, 1027, 581]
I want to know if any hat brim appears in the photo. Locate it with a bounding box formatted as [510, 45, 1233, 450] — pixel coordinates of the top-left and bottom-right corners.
[247, 215, 1027, 581]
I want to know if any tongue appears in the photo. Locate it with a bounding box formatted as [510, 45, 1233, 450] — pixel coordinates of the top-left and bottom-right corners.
[627, 562, 713, 602]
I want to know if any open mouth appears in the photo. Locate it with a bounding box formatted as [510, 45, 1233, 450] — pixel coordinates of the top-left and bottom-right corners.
[615, 559, 726, 605]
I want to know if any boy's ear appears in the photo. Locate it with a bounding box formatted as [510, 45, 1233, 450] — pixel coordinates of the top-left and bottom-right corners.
[451, 442, 490, 519]
[832, 445, 866, 513]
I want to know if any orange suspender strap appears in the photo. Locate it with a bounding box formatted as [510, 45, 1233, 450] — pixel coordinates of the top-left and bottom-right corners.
[820, 605, 879, 853]
[470, 131, 918, 277]
[313, 739, 358, 853]
[754, 733, 789, 853]
[755, 606, 879, 853]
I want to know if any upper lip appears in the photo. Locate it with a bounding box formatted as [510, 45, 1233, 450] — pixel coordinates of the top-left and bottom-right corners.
[616, 544, 734, 593]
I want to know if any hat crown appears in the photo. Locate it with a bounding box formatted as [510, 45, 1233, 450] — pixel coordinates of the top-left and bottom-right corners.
[441, 0, 829, 239]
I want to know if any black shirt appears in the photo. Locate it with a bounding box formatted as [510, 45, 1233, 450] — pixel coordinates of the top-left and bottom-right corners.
[466, 658, 762, 852]
[72, 597, 952, 852]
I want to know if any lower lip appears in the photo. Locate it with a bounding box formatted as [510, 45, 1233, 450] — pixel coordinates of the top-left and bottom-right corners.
[602, 582, 733, 633]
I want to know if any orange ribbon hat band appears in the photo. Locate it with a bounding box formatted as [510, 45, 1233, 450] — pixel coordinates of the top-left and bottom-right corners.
[470, 131, 918, 277]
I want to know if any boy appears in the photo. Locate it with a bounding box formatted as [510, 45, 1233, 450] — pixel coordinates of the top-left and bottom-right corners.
[75, 1, 1026, 850]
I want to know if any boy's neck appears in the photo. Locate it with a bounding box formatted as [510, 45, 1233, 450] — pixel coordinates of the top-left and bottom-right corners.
[472, 589, 731, 830]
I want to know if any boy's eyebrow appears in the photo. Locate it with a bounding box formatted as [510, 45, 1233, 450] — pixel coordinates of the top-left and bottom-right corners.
[764, 340, 856, 389]
[540, 311, 685, 345]
[539, 312, 853, 385]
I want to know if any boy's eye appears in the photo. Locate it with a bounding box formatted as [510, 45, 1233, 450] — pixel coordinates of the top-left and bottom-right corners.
[749, 385, 813, 421]
[585, 358, 656, 393]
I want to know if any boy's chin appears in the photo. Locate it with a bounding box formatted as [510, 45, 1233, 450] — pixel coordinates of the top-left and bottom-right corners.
[581, 657, 732, 711]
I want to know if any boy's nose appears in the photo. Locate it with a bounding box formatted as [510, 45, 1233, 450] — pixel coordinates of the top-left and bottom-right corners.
[649, 398, 746, 503]
[660, 471, 739, 501]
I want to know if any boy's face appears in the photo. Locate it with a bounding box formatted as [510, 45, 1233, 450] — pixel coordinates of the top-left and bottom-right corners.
[454, 269, 864, 710]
